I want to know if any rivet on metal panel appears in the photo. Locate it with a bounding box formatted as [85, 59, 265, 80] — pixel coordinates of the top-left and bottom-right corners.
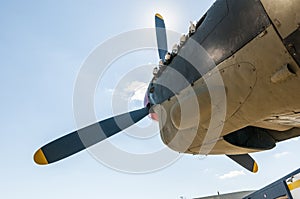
[274, 18, 281, 27]
[259, 30, 268, 38]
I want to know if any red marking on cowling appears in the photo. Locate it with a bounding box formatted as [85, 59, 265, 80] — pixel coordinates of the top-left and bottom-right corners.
[144, 93, 158, 121]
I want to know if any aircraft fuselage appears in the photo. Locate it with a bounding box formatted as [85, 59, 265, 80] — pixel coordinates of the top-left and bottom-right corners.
[148, 0, 300, 155]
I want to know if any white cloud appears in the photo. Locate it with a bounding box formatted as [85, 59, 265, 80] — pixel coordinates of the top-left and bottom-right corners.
[124, 81, 148, 101]
[219, 170, 245, 180]
[106, 81, 148, 103]
[274, 152, 290, 159]
[105, 88, 114, 93]
[293, 137, 300, 141]
[286, 137, 299, 143]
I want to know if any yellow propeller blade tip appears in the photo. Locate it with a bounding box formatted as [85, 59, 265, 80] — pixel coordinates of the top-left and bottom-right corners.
[34, 149, 48, 165]
[253, 161, 258, 173]
[155, 13, 163, 20]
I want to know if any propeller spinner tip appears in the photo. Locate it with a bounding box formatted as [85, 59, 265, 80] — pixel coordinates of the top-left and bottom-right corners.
[34, 149, 48, 165]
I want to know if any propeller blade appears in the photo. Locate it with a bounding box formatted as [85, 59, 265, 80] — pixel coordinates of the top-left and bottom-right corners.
[227, 154, 258, 173]
[155, 13, 168, 61]
[34, 106, 150, 165]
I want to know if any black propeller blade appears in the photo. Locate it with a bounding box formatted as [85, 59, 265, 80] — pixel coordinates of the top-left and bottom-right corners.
[227, 154, 258, 173]
[33, 13, 166, 165]
[155, 13, 168, 61]
[34, 106, 150, 165]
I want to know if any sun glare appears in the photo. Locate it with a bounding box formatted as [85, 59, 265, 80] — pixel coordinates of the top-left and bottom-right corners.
[142, 3, 181, 31]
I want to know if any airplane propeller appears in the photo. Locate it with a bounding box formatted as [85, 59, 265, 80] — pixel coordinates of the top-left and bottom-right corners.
[33, 14, 166, 165]
[227, 154, 258, 173]
[155, 13, 168, 61]
[34, 106, 150, 165]
[34, 13, 259, 173]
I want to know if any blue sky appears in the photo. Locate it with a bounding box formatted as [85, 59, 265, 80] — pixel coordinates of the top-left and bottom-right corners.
[1, 1, 300, 199]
